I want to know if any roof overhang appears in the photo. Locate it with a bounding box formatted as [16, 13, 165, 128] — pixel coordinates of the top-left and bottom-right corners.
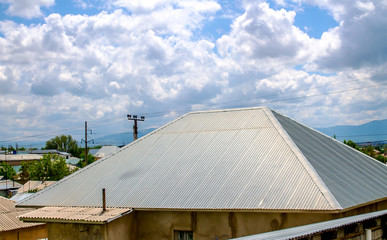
[19, 206, 133, 225]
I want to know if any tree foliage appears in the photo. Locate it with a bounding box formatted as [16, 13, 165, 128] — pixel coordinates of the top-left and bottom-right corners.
[343, 140, 359, 150]
[20, 153, 73, 181]
[344, 139, 386, 164]
[45, 135, 81, 157]
[0, 162, 16, 179]
[77, 153, 96, 168]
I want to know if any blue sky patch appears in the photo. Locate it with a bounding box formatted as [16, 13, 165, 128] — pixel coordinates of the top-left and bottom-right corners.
[294, 4, 338, 39]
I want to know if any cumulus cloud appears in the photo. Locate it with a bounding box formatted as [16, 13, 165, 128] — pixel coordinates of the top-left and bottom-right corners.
[1, 0, 55, 18]
[290, 0, 387, 70]
[0, 0, 387, 143]
[217, 2, 312, 72]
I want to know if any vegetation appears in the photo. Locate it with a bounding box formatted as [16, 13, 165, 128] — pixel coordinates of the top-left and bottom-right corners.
[0, 162, 17, 179]
[20, 153, 74, 181]
[45, 135, 81, 157]
[77, 153, 96, 168]
[27, 188, 40, 193]
[343, 140, 387, 164]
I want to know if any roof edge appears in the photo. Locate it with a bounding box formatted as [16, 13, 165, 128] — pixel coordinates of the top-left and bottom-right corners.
[267, 109, 342, 210]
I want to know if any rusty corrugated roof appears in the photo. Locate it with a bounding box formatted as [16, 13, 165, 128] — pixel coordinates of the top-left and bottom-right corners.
[19, 206, 132, 224]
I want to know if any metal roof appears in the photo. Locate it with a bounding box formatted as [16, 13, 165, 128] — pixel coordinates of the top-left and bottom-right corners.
[94, 146, 119, 158]
[19, 206, 132, 224]
[232, 209, 387, 240]
[273, 110, 387, 209]
[0, 196, 44, 232]
[17, 107, 387, 211]
[11, 193, 35, 203]
[0, 154, 42, 161]
[30, 150, 71, 156]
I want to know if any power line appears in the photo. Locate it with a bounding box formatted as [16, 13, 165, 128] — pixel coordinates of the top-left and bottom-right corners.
[1, 76, 386, 144]
[136, 80, 387, 118]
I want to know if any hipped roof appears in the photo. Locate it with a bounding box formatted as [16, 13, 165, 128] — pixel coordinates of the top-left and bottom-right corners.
[17, 107, 387, 211]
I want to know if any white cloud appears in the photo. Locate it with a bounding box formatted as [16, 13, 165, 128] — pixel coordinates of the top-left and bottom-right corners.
[1, 0, 54, 18]
[0, 0, 387, 143]
[217, 2, 312, 72]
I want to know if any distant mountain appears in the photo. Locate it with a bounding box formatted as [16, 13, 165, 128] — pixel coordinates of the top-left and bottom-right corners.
[92, 128, 157, 146]
[6, 119, 387, 149]
[316, 119, 387, 145]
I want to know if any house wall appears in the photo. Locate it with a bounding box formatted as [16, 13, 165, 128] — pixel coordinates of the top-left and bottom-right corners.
[134, 211, 334, 240]
[44, 199, 387, 240]
[133, 200, 387, 240]
[46, 214, 135, 240]
[0, 224, 47, 240]
[48, 222, 105, 240]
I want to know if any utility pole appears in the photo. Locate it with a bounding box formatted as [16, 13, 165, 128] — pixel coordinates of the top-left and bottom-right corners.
[127, 115, 145, 141]
[81, 121, 93, 166]
[85, 121, 88, 166]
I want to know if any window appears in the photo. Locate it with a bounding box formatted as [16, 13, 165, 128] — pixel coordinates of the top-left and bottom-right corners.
[174, 230, 193, 240]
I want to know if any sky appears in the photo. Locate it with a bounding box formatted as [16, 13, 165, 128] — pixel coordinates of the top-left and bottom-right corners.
[0, 0, 386, 147]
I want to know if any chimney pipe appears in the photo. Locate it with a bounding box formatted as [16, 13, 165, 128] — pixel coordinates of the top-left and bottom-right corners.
[102, 188, 106, 212]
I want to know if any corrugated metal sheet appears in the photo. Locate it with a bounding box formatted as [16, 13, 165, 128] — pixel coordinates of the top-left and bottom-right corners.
[273, 110, 387, 209]
[16, 107, 387, 211]
[11, 193, 35, 203]
[0, 196, 44, 232]
[94, 146, 119, 158]
[19, 206, 132, 224]
[232, 209, 387, 240]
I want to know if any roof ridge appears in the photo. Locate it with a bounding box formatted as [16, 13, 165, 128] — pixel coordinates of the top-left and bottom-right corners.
[187, 106, 267, 115]
[266, 109, 342, 210]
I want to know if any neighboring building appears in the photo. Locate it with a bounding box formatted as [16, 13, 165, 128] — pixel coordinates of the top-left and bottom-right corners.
[17, 180, 57, 194]
[232, 209, 387, 240]
[92, 146, 119, 160]
[30, 150, 71, 159]
[18, 107, 387, 240]
[0, 196, 47, 240]
[0, 179, 22, 198]
[88, 149, 99, 156]
[0, 154, 42, 166]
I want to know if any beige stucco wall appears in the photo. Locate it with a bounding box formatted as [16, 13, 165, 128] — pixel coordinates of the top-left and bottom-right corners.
[133, 200, 387, 240]
[46, 214, 135, 240]
[48, 222, 104, 240]
[134, 211, 335, 240]
[0, 224, 47, 240]
[44, 199, 387, 240]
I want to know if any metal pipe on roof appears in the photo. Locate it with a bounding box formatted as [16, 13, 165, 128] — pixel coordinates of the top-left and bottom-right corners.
[102, 188, 106, 212]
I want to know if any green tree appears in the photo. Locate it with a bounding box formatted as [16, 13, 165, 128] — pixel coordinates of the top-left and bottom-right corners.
[375, 155, 387, 164]
[343, 140, 359, 150]
[20, 153, 73, 181]
[77, 153, 96, 168]
[0, 162, 16, 179]
[45, 135, 81, 157]
[363, 145, 375, 157]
